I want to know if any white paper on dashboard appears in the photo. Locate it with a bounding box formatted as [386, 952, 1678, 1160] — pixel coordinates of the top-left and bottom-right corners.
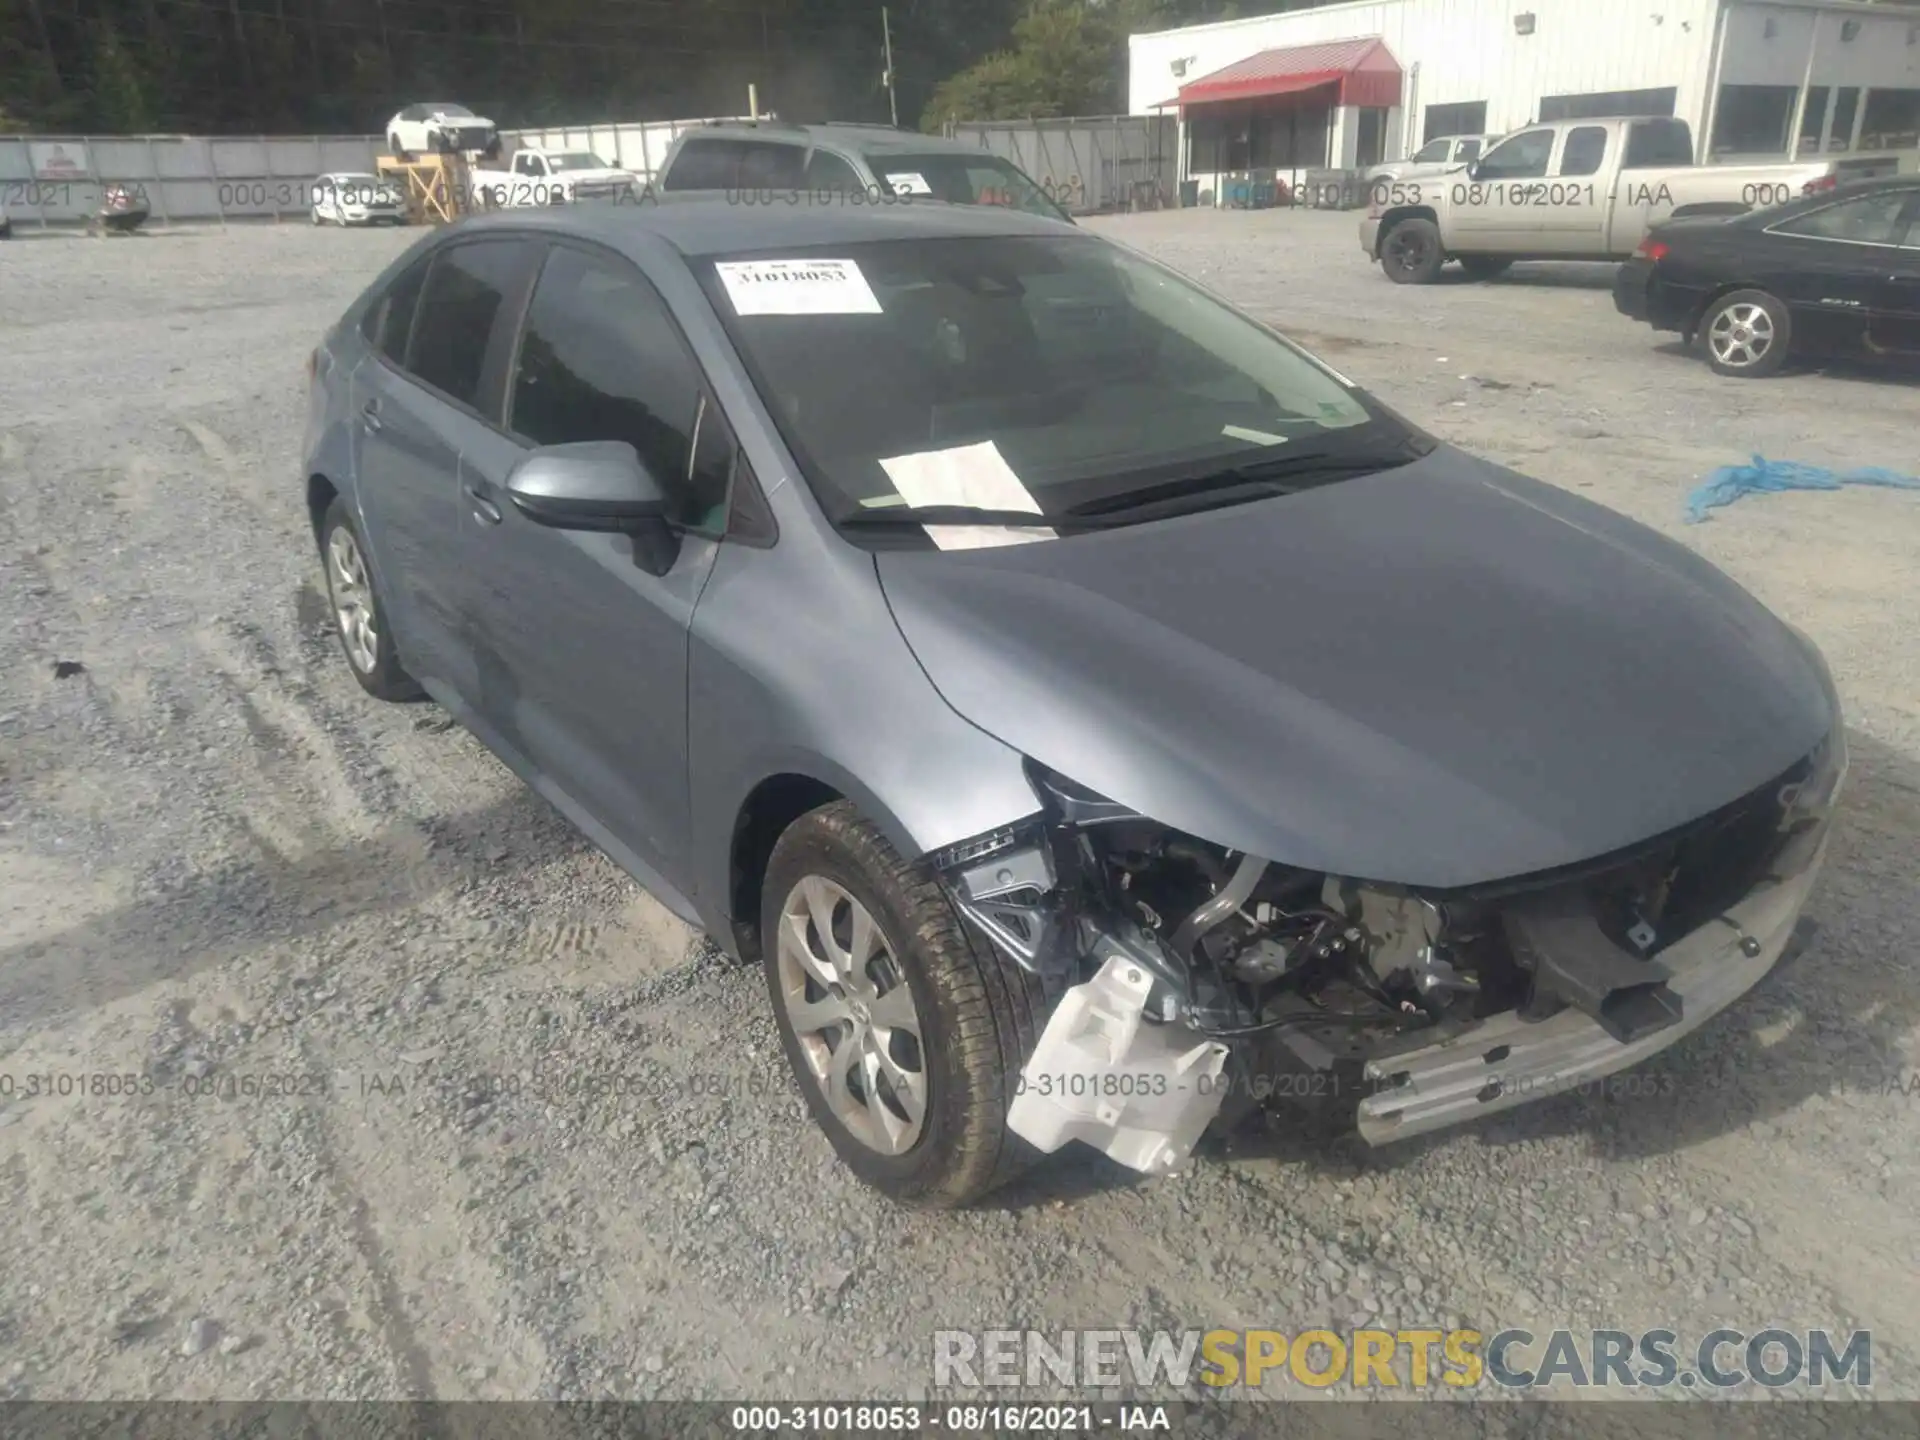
[887, 171, 933, 196]
[877, 440, 1054, 551]
[714, 258, 882, 316]
[1222, 424, 1291, 446]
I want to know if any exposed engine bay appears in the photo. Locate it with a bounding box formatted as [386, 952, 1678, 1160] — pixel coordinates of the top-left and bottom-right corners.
[935, 751, 1828, 1175]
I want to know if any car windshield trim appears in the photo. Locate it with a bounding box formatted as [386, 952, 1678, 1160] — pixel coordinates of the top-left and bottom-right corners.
[692, 233, 1419, 548]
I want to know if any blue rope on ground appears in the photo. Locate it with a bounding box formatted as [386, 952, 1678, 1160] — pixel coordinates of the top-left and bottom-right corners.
[1685, 455, 1920, 524]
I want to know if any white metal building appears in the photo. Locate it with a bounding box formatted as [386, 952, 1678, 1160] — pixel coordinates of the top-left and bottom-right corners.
[1127, 0, 1920, 199]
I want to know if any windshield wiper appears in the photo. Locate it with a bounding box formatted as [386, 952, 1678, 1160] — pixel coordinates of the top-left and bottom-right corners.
[1065, 446, 1425, 519]
[837, 505, 1117, 532]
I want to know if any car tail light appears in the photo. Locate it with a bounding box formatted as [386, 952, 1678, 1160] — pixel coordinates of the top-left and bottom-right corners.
[1802, 174, 1838, 195]
[1635, 238, 1670, 263]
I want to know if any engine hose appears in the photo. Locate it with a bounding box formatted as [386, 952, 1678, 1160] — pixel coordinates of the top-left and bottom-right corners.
[1169, 851, 1267, 963]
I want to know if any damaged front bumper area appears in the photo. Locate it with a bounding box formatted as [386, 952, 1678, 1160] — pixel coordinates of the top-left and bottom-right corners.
[935, 724, 1845, 1177]
[1356, 801, 1831, 1143]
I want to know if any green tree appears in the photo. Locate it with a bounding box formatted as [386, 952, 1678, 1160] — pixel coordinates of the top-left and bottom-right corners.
[87, 19, 153, 133]
[919, 0, 1209, 130]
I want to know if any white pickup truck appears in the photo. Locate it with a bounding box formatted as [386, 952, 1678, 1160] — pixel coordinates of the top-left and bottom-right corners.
[1360, 115, 1901, 282]
[472, 146, 640, 208]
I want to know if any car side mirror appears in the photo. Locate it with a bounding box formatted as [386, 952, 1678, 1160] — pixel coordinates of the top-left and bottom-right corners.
[507, 441, 671, 530]
[1464, 160, 1484, 183]
[507, 441, 681, 570]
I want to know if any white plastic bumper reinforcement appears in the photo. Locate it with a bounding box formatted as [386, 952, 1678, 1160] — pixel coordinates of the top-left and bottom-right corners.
[1355, 820, 1832, 1145]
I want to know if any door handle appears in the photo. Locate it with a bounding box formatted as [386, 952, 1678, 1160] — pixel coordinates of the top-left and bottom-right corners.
[463, 482, 503, 525]
[359, 399, 382, 432]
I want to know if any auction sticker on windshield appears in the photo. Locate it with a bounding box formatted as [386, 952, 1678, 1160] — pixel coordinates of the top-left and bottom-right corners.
[886, 172, 933, 196]
[715, 258, 883, 316]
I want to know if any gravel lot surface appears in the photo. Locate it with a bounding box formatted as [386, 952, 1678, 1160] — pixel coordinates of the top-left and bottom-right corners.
[2, 209, 1918, 1411]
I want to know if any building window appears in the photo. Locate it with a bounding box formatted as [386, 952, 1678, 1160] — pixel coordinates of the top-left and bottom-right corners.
[1711, 84, 1798, 156]
[1798, 87, 1861, 153]
[1860, 89, 1920, 151]
[1423, 101, 1488, 144]
[1355, 107, 1387, 169]
[1538, 87, 1676, 122]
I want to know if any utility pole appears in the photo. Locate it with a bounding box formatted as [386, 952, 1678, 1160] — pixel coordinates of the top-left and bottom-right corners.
[881, 7, 898, 128]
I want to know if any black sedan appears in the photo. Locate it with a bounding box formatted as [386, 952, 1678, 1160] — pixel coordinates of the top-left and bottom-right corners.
[1614, 176, 1920, 377]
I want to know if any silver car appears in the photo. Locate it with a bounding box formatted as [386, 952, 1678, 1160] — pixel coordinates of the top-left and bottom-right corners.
[303, 200, 1844, 1207]
[1366, 132, 1498, 186]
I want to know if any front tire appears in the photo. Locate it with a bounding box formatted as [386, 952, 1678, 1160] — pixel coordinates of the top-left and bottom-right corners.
[318, 497, 422, 701]
[761, 802, 1059, 1208]
[1701, 289, 1791, 377]
[1381, 217, 1446, 284]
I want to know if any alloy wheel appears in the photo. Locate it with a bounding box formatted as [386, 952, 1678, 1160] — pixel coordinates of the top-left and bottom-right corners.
[326, 525, 379, 675]
[1708, 303, 1775, 369]
[775, 875, 927, 1155]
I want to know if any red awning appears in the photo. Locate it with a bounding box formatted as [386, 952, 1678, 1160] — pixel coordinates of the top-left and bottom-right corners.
[1175, 36, 1403, 111]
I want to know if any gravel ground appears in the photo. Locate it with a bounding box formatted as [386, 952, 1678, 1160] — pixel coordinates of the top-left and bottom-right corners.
[2, 210, 1918, 1410]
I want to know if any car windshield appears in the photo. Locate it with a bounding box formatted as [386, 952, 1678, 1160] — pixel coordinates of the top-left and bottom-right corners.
[425, 103, 473, 117]
[697, 234, 1419, 538]
[865, 153, 1070, 221]
[546, 153, 612, 172]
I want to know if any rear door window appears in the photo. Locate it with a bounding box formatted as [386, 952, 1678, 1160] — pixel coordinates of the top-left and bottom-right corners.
[362, 255, 430, 361]
[1557, 126, 1609, 177]
[405, 239, 530, 417]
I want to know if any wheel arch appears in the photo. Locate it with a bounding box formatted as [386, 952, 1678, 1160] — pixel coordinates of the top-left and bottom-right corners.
[1374, 205, 1440, 257]
[306, 472, 339, 543]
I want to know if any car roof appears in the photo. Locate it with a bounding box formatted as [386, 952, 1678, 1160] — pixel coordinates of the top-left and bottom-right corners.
[683, 122, 990, 156]
[445, 193, 1077, 257]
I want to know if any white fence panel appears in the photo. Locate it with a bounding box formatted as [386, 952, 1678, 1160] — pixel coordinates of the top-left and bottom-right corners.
[0, 115, 736, 227]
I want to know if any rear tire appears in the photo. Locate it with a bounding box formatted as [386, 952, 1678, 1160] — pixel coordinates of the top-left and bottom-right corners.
[1700, 289, 1790, 378]
[318, 497, 423, 702]
[1457, 254, 1513, 281]
[761, 801, 1061, 1208]
[1381, 218, 1446, 284]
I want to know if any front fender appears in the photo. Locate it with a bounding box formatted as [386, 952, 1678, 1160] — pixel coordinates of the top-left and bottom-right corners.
[685, 521, 1043, 943]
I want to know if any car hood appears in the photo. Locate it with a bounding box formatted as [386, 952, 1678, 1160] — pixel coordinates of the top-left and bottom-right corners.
[557, 169, 636, 184]
[873, 447, 1835, 888]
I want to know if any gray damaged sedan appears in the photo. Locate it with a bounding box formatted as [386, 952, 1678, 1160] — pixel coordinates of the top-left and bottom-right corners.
[302, 200, 1846, 1207]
